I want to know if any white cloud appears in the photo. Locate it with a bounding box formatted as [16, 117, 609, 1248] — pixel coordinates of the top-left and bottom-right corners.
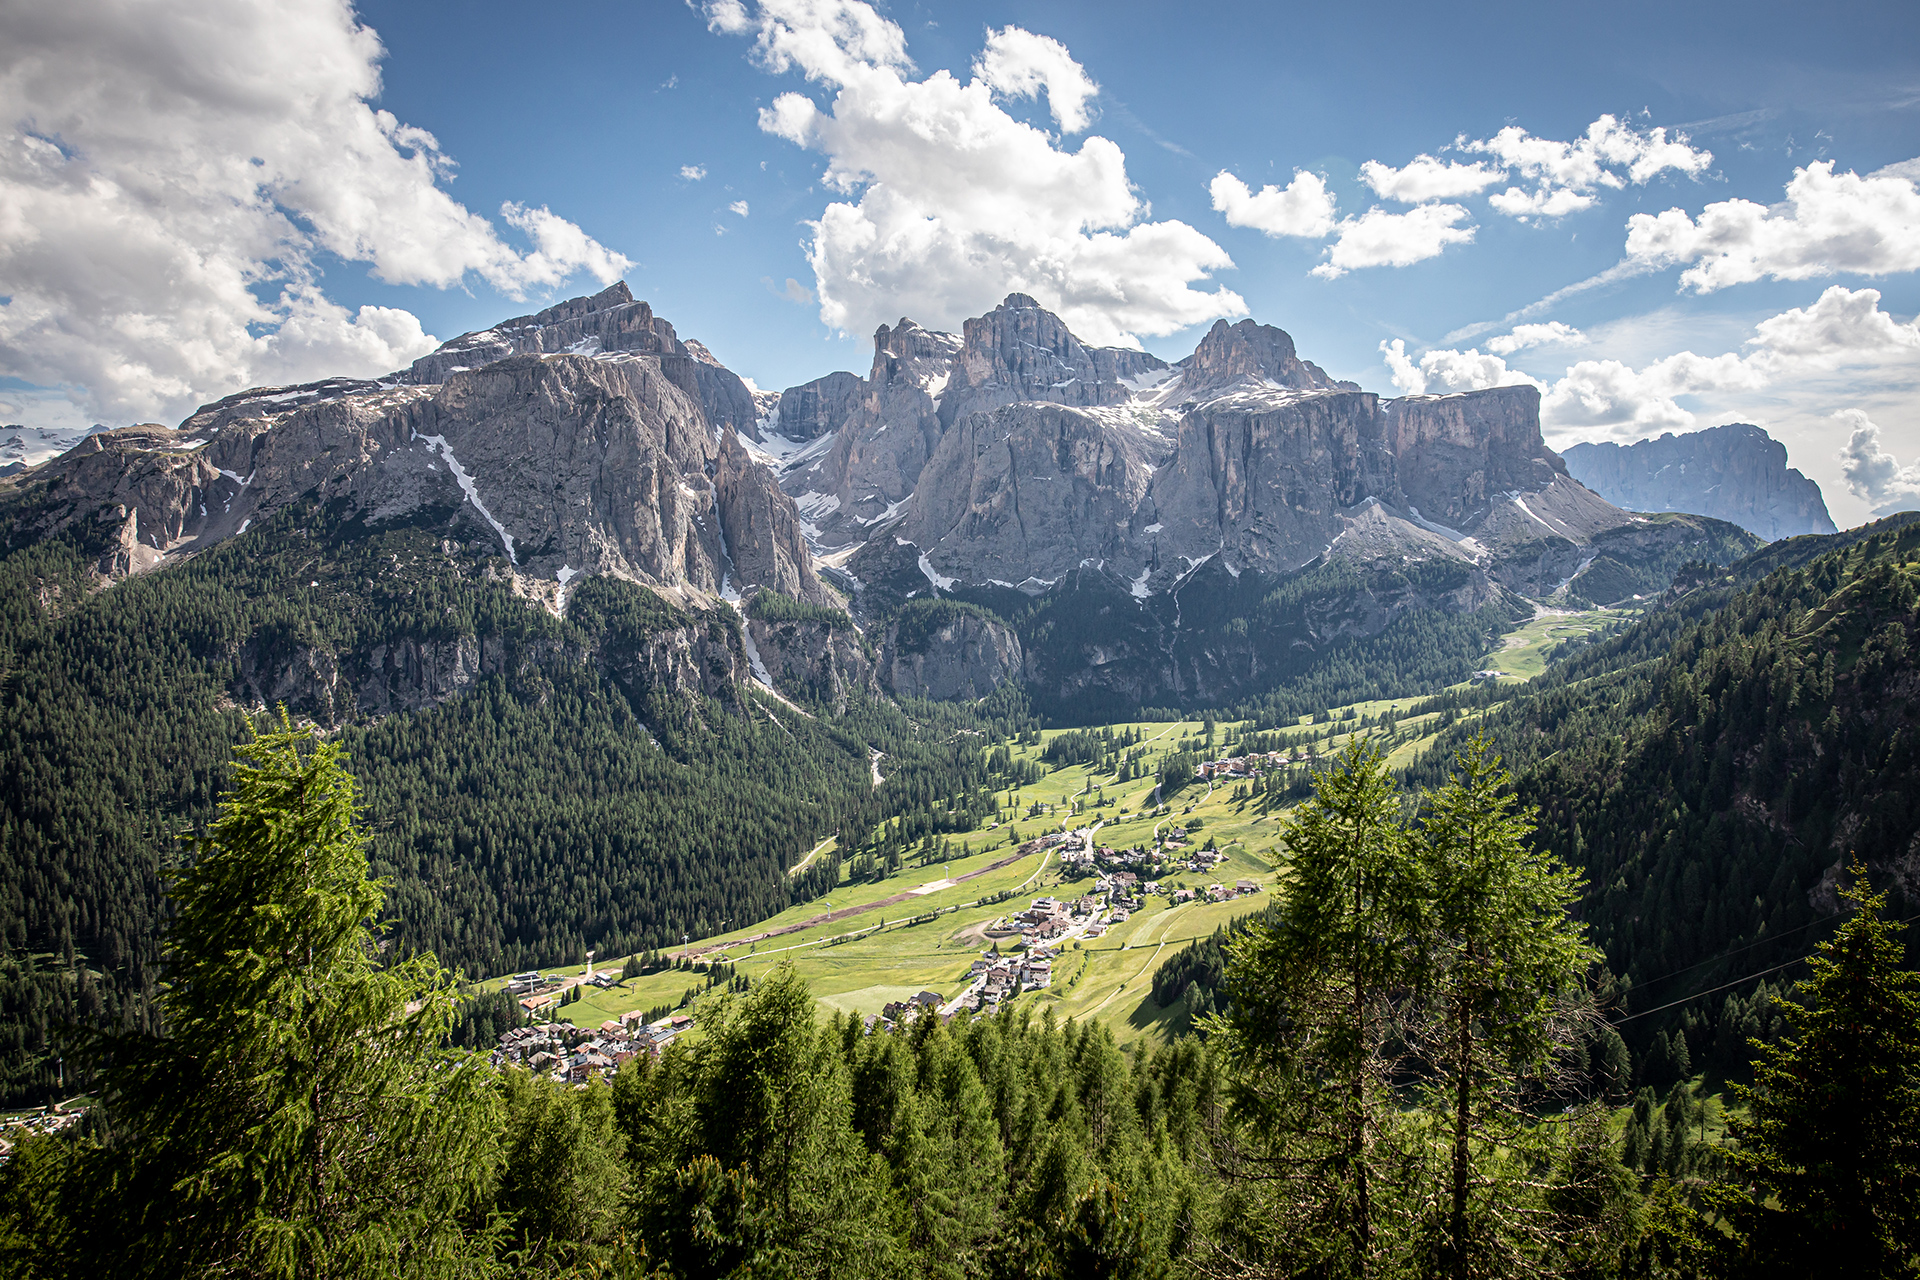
[1870, 156, 1920, 183]
[1311, 204, 1475, 280]
[1379, 338, 1544, 396]
[1209, 170, 1337, 239]
[1359, 155, 1503, 203]
[1541, 350, 1768, 431]
[0, 0, 629, 426]
[1838, 408, 1920, 515]
[730, 200, 751, 217]
[973, 26, 1098, 133]
[1466, 114, 1711, 222]
[1485, 321, 1584, 355]
[1386, 285, 1918, 434]
[1748, 285, 1920, 363]
[763, 275, 815, 304]
[1624, 161, 1920, 292]
[682, 164, 709, 180]
[1488, 186, 1600, 219]
[705, 0, 1244, 346]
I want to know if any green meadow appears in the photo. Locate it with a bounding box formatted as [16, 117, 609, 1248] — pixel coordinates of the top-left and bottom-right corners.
[505, 606, 1629, 1046]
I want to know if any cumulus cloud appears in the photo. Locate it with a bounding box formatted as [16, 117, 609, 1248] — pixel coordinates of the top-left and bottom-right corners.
[681, 164, 709, 180]
[1465, 114, 1711, 221]
[1838, 408, 1920, 514]
[1625, 161, 1920, 292]
[1383, 285, 1919, 433]
[1359, 155, 1504, 203]
[1541, 351, 1769, 431]
[704, 0, 1244, 345]
[1379, 338, 1543, 396]
[0, 0, 629, 426]
[1209, 170, 1337, 239]
[1311, 204, 1475, 280]
[1485, 321, 1585, 355]
[973, 26, 1098, 132]
[729, 200, 751, 217]
[1749, 285, 1920, 363]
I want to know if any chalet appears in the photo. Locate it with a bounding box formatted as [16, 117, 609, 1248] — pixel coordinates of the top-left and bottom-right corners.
[1173, 888, 1195, 904]
[1237, 878, 1259, 895]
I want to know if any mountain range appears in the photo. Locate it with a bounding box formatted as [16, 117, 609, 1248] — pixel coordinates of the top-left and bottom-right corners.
[2, 282, 1775, 717]
[0, 281, 1902, 1114]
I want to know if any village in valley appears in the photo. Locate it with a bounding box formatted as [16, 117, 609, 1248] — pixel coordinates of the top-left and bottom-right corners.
[466, 614, 1625, 1080]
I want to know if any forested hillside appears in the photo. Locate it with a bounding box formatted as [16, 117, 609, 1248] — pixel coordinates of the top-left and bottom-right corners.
[0, 508, 1025, 1105]
[1405, 514, 1920, 1087]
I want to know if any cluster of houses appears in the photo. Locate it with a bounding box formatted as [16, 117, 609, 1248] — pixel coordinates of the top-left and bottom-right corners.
[1192, 748, 1331, 781]
[1058, 836, 1231, 882]
[491, 1009, 693, 1083]
[0, 1103, 86, 1164]
[954, 950, 1052, 1011]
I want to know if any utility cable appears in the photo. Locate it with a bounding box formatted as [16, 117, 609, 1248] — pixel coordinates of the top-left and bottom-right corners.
[1614, 910, 1920, 1024]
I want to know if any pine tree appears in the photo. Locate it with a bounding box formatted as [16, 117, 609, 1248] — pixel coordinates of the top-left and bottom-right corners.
[63, 716, 500, 1277]
[1713, 864, 1920, 1276]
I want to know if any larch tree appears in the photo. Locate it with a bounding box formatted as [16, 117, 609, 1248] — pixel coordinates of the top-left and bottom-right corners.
[1410, 737, 1600, 1279]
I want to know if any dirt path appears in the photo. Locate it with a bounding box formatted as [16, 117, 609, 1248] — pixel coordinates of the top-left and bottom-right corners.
[679, 842, 1038, 958]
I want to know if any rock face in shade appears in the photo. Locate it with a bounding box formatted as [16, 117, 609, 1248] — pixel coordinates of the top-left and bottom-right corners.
[745, 609, 879, 712]
[773, 371, 863, 442]
[1561, 424, 1837, 542]
[880, 610, 1026, 701]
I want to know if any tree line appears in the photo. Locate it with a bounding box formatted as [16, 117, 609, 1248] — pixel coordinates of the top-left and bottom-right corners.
[8, 722, 1915, 1276]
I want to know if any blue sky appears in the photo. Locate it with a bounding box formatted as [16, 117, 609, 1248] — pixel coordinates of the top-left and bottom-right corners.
[4, 0, 1918, 521]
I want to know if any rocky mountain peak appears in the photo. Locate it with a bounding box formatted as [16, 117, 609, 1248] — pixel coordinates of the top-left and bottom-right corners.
[871, 317, 962, 390]
[404, 281, 674, 384]
[775, 371, 865, 443]
[945, 293, 1169, 424]
[1180, 318, 1356, 393]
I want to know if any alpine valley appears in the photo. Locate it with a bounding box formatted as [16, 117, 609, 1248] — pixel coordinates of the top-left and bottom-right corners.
[0, 280, 1904, 1109]
[7, 259, 1920, 1280]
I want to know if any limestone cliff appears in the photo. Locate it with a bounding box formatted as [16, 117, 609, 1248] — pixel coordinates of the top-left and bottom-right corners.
[0, 284, 830, 612]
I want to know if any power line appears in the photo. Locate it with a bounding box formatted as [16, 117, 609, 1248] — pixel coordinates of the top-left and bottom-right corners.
[1616, 955, 1812, 1024]
[1628, 909, 1844, 992]
[1615, 910, 1920, 1024]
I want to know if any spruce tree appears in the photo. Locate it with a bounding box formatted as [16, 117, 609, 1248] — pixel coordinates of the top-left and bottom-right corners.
[1715, 864, 1920, 1276]
[1412, 738, 1597, 1279]
[1212, 741, 1423, 1275]
[78, 717, 501, 1277]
